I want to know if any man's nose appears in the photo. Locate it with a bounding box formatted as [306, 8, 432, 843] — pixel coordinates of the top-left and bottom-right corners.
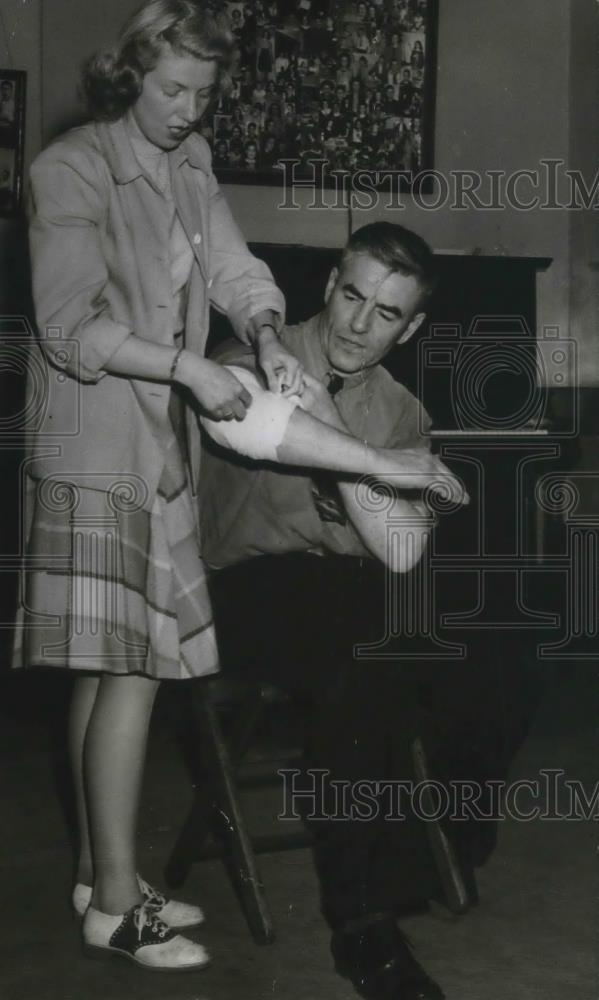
[351, 302, 371, 334]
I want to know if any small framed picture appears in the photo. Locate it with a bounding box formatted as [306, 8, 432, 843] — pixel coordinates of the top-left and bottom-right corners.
[0, 70, 27, 217]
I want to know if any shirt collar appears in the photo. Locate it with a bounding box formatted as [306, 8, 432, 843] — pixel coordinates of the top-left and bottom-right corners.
[96, 115, 212, 184]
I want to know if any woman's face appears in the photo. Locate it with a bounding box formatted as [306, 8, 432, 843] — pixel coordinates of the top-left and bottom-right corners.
[133, 46, 218, 150]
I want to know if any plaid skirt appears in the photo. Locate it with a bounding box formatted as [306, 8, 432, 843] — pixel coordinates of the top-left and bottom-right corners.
[12, 405, 218, 681]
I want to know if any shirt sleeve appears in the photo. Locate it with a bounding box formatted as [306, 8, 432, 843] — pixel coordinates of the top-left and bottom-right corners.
[386, 395, 433, 451]
[204, 166, 286, 342]
[29, 151, 132, 383]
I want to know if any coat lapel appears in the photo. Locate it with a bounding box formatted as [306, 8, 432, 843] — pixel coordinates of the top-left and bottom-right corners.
[170, 158, 209, 282]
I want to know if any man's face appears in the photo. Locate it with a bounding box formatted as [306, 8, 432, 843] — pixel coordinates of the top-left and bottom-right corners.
[320, 253, 425, 374]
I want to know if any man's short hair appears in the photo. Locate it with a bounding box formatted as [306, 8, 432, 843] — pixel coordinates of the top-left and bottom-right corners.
[342, 222, 438, 305]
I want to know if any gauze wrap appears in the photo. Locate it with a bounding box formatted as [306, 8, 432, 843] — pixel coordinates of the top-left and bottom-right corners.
[200, 365, 301, 461]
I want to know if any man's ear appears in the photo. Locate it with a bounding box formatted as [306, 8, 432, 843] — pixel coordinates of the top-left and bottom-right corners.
[397, 311, 425, 345]
[324, 267, 339, 304]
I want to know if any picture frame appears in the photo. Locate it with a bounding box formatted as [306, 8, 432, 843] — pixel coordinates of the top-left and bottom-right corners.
[204, 0, 438, 189]
[0, 70, 27, 217]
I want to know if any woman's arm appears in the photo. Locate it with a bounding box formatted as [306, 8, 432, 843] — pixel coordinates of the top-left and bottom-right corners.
[29, 149, 255, 419]
[29, 153, 133, 383]
[201, 155, 303, 395]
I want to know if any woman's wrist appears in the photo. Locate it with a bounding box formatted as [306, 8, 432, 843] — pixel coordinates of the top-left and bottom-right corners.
[255, 324, 279, 349]
[169, 346, 185, 382]
[171, 348, 200, 387]
[246, 310, 280, 348]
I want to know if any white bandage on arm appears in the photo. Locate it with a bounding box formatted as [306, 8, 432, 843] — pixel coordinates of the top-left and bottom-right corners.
[200, 365, 300, 461]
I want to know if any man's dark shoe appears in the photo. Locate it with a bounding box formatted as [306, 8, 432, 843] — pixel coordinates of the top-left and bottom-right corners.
[331, 914, 445, 999]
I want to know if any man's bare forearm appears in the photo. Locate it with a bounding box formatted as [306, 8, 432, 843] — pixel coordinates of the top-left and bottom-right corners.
[291, 398, 433, 570]
[338, 481, 432, 572]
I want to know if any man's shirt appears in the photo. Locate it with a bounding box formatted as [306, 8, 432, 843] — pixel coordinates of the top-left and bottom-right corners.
[199, 315, 431, 568]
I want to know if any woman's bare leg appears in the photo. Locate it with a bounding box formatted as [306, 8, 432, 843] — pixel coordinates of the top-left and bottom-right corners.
[84, 673, 160, 914]
[68, 675, 100, 886]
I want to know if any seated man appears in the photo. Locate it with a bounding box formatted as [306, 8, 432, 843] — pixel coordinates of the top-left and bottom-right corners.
[199, 222, 463, 1000]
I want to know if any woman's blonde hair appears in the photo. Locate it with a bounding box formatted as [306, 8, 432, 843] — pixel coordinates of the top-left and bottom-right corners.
[82, 0, 234, 121]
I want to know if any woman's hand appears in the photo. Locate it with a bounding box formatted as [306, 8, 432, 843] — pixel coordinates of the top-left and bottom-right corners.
[246, 310, 304, 395]
[176, 353, 252, 421]
[295, 372, 345, 428]
[258, 336, 305, 396]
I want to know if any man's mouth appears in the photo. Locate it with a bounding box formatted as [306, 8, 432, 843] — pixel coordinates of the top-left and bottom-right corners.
[337, 336, 364, 352]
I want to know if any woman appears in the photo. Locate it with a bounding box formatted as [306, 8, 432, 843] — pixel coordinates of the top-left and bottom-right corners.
[410, 39, 425, 70]
[16, 0, 302, 974]
[16, 0, 464, 976]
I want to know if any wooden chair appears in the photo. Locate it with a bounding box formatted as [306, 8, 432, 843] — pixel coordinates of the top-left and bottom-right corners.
[165, 679, 471, 945]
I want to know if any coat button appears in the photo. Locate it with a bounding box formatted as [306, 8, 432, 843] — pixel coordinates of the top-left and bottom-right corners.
[193, 233, 202, 245]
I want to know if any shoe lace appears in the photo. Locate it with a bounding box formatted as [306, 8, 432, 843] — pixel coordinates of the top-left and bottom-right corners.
[137, 876, 167, 909]
[133, 901, 169, 942]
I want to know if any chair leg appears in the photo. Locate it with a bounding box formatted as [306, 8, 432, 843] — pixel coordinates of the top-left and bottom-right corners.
[193, 687, 276, 945]
[227, 686, 270, 765]
[411, 736, 471, 915]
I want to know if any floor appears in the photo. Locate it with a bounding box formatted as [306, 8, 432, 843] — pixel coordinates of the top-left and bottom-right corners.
[0, 661, 596, 1000]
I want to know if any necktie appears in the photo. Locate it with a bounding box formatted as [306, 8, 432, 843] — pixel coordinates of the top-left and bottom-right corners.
[311, 373, 348, 526]
[326, 372, 345, 397]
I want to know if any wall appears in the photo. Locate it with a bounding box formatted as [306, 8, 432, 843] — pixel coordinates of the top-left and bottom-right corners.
[0, 0, 41, 312]
[568, 0, 599, 385]
[41, 0, 141, 142]
[224, 0, 574, 370]
[2, 0, 596, 383]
